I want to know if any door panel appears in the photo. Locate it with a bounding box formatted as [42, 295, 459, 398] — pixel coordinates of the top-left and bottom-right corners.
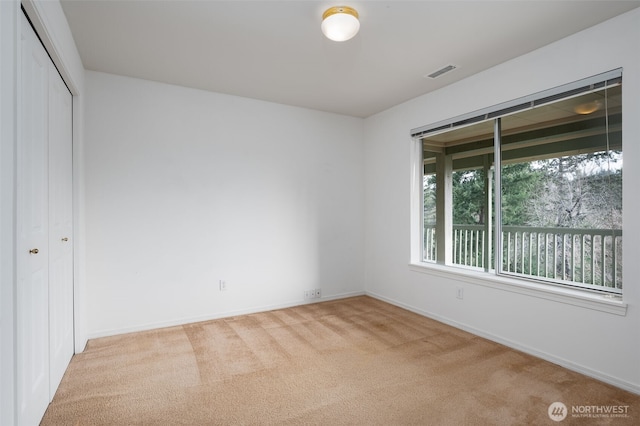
[48, 61, 74, 399]
[17, 13, 50, 426]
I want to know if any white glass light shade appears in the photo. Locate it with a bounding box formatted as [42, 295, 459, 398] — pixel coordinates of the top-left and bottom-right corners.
[321, 6, 360, 42]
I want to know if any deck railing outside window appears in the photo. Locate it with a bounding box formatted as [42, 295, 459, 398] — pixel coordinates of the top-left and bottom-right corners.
[424, 224, 622, 292]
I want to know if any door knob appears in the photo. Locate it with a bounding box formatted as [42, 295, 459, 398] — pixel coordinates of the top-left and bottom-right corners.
[61, 237, 69, 242]
[29, 248, 39, 254]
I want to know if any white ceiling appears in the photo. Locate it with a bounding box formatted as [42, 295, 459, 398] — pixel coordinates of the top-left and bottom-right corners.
[60, 0, 640, 118]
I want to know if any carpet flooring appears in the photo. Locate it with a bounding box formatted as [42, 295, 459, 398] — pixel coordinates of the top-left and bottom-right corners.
[41, 296, 639, 425]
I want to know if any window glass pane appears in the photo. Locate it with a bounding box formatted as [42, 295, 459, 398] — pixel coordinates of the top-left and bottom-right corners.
[499, 85, 622, 292]
[422, 120, 494, 266]
[452, 168, 490, 269]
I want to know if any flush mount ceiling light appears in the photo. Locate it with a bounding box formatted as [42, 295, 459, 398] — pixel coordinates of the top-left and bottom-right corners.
[321, 6, 360, 42]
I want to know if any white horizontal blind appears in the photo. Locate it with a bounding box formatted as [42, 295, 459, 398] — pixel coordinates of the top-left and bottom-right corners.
[410, 68, 622, 140]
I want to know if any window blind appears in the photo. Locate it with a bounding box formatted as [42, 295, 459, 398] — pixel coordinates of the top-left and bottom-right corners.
[410, 68, 622, 140]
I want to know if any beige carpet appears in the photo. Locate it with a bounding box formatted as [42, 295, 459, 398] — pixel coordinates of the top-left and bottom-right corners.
[42, 296, 639, 425]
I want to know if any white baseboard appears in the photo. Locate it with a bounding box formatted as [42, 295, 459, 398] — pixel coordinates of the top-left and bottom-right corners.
[86, 290, 366, 340]
[365, 291, 640, 396]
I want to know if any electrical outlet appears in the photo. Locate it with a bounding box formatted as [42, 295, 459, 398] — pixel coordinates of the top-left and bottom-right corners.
[456, 287, 464, 300]
[219, 280, 227, 291]
[305, 289, 321, 300]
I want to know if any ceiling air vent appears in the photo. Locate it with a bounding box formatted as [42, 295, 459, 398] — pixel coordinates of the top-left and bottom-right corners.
[426, 64, 457, 79]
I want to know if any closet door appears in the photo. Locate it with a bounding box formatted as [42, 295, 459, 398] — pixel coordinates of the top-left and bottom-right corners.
[17, 13, 51, 426]
[48, 62, 74, 398]
[17, 12, 74, 425]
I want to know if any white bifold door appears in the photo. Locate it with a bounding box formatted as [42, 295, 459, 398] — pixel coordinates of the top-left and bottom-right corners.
[17, 12, 74, 426]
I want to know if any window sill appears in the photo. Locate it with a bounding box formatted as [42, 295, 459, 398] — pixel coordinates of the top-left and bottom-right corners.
[408, 262, 627, 316]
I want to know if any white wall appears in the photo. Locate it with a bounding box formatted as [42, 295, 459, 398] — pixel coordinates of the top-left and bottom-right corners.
[85, 71, 364, 336]
[1, 2, 20, 424]
[363, 8, 640, 393]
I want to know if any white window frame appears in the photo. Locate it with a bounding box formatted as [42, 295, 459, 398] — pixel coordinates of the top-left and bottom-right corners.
[409, 69, 627, 316]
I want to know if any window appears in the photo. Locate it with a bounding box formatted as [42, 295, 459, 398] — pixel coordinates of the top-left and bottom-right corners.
[415, 70, 622, 295]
